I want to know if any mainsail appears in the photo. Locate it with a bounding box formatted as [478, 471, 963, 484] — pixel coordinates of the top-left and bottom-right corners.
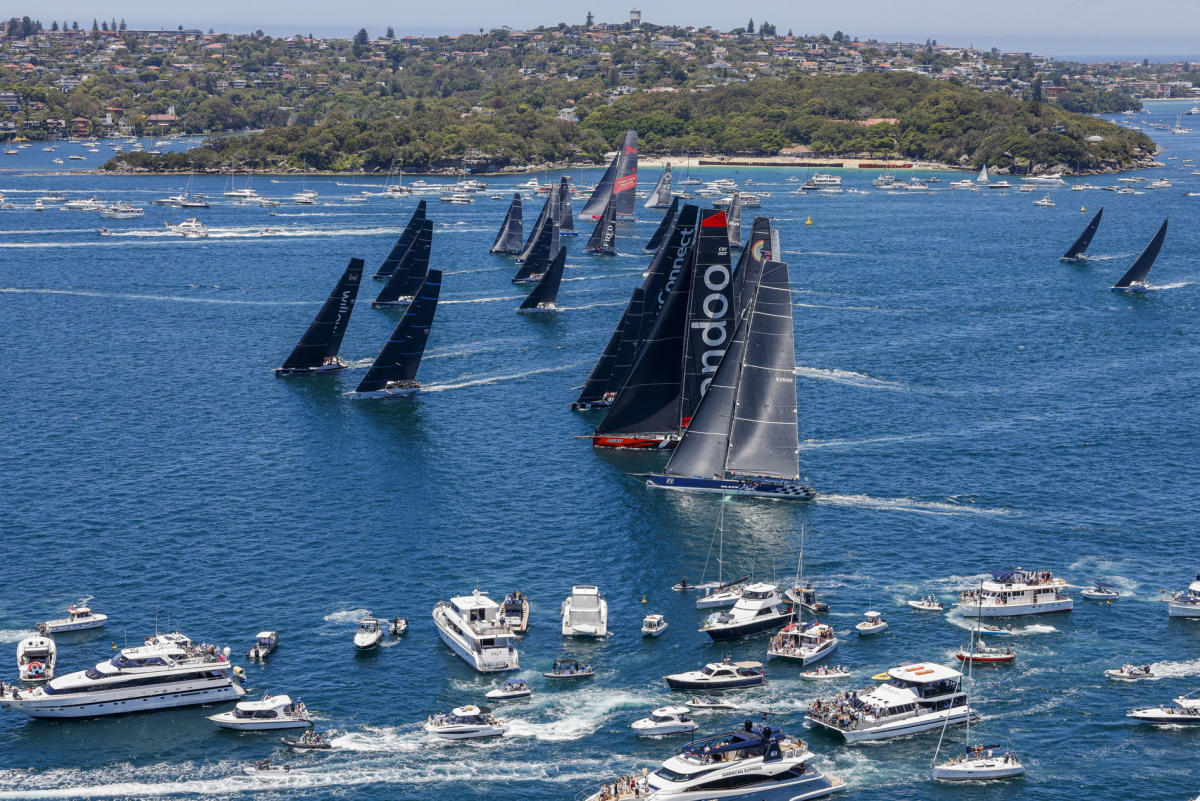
[726, 193, 744, 250]
[681, 208, 736, 425]
[354, 269, 443, 394]
[645, 164, 673, 208]
[373, 201, 426, 279]
[277, 258, 363, 373]
[579, 130, 638, 219]
[557, 178, 576, 235]
[513, 222, 560, 283]
[490, 193, 524, 254]
[732, 217, 772, 316]
[585, 196, 617, 254]
[373, 218, 433, 307]
[518, 247, 566, 312]
[645, 197, 680, 253]
[517, 190, 557, 264]
[1113, 219, 1168, 289]
[1061, 207, 1103, 262]
[605, 288, 645, 397]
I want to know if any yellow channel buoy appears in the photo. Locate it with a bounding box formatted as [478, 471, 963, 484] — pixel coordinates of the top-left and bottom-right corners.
[1081, 206, 1086, 213]
[805, 215, 812, 226]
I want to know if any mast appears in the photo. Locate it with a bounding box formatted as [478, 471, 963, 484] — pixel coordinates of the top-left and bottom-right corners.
[373, 201, 427, 279]
[518, 247, 566, 311]
[585, 196, 617, 254]
[490, 193, 523, 254]
[580, 130, 637, 219]
[1113, 218, 1167, 289]
[513, 222, 560, 283]
[556, 177, 575, 234]
[645, 196, 680, 252]
[355, 270, 443, 393]
[277, 258, 363, 372]
[373, 218, 433, 307]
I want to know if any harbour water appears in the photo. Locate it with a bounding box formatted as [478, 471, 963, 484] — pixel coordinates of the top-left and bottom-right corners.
[0, 101, 1197, 800]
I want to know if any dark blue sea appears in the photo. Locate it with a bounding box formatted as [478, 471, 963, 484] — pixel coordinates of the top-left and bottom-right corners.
[1, 101, 1197, 800]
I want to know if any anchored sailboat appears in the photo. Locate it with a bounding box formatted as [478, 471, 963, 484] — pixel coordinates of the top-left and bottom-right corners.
[489, 193, 524, 254]
[645, 196, 680, 252]
[645, 164, 673, 208]
[373, 218, 433, 307]
[275, 258, 363, 376]
[585, 196, 618, 255]
[556, 177, 576, 236]
[726, 192, 744, 250]
[513, 222, 561, 284]
[373, 201, 426, 279]
[517, 247, 566, 313]
[1112, 219, 1167, 291]
[579, 130, 638, 220]
[351, 270, 442, 397]
[1060, 207, 1103, 263]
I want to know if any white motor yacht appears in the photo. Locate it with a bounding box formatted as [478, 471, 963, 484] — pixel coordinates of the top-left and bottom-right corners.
[485, 680, 531, 700]
[1167, 574, 1200, 617]
[987, 181, 1013, 190]
[36, 605, 107, 634]
[432, 589, 520, 672]
[561, 585, 609, 637]
[807, 173, 842, 187]
[955, 569, 1073, 617]
[700, 583, 790, 641]
[61, 197, 104, 211]
[1105, 663, 1155, 681]
[208, 694, 312, 730]
[631, 705, 698, 736]
[642, 614, 669, 637]
[1127, 690, 1200, 725]
[17, 635, 56, 681]
[1033, 194, 1055, 207]
[0, 632, 242, 718]
[855, 610, 887, 635]
[425, 704, 507, 740]
[807, 662, 976, 743]
[664, 659, 765, 691]
[768, 620, 838, 665]
[224, 187, 260, 199]
[167, 218, 208, 238]
[907, 595, 943, 611]
[354, 618, 383, 650]
[950, 179, 975, 189]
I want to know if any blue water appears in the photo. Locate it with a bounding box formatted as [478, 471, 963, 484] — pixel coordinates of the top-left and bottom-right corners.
[1, 103, 1198, 800]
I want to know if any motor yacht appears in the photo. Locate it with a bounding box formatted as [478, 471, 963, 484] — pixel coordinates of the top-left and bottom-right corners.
[955, 569, 1072, 617]
[167, 218, 208, 238]
[1081, 581, 1120, 600]
[665, 659, 765, 691]
[99, 202, 145, 218]
[950, 179, 975, 189]
[61, 197, 104, 211]
[354, 618, 383, 650]
[425, 704, 507, 740]
[768, 619, 838, 665]
[562, 585, 609, 637]
[700, 583, 790, 641]
[500, 591, 529, 635]
[1127, 690, 1200, 724]
[440, 192, 475, 204]
[801, 665, 852, 680]
[807, 662, 976, 743]
[1105, 663, 1155, 681]
[0, 632, 242, 718]
[581, 722, 846, 801]
[1167, 574, 1200, 617]
[246, 631, 278, 660]
[1033, 194, 1055, 207]
[432, 589, 520, 672]
[933, 745, 1025, 780]
[208, 694, 311, 730]
[36, 605, 107, 634]
[907, 596, 943, 611]
[543, 658, 593, 679]
[807, 173, 842, 187]
[987, 181, 1013, 190]
[683, 695, 737, 711]
[485, 680, 531, 700]
[631, 706, 697, 736]
[224, 187, 260, 199]
[17, 635, 56, 681]
[642, 614, 669, 637]
[855, 610, 887, 635]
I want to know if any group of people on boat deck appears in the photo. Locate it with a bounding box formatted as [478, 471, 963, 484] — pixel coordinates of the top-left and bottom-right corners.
[947, 746, 1016, 764]
[299, 731, 323, 744]
[1, 683, 22, 699]
[768, 627, 832, 655]
[597, 773, 645, 800]
[809, 691, 878, 729]
[549, 659, 589, 674]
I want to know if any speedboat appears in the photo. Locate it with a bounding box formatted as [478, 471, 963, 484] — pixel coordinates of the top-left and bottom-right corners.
[281, 731, 332, 749]
[642, 614, 668, 637]
[579, 722, 846, 801]
[1080, 581, 1120, 600]
[932, 745, 1025, 780]
[543, 658, 594, 679]
[767, 619, 838, 665]
[246, 631, 278, 660]
[907, 595, 943, 611]
[17, 634, 57, 681]
[783, 582, 829, 614]
[1167, 574, 1200, 617]
[1105, 663, 1155, 681]
[950, 179, 975, 189]
[433, 589, 520, 672]
[425, 705, 507, 740]
[699, 583, 790, 641]
[485, 680, 532, 700]
[956, 637, 1015, 664]
[664, 659, 765, 691]
[167, 218, 208, 238]
[956, 569, 1073, 617]
[354, 618, 383, 650]
[36, 605, 107, 634]
[500, 591, 529, 635]
[855, 610, 887, 635]
[1033, 194, 1055, 207]
[389, 617, 409, 636]
[439, 192, 474, 204]
[807, 662, 976, 743]
[246, 760, 291, 774]
[631, 706, 697, 736]
[562, 585, 609, 637]
[979, 623, 1015, 636]
[801, 665, 852, 680]
[209, 694, 312, 730]
[1127, 690, 1200, 724]
[684, 695, 737, 711]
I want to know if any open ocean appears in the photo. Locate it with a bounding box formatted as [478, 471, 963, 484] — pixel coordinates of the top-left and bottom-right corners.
[0, 100, 1197, 800]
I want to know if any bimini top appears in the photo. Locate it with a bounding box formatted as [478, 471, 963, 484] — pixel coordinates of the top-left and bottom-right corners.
[234, 694, 294, 713]
[886, 662, 962, 684]
[679, 724, 787, 760]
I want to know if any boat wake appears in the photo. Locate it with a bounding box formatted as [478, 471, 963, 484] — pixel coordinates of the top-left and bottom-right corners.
[793, 366, 911, 391]
[0, 288, 308, 306]
[556, 300, 626, 311]
[801, 432, 938, 451]
[422, 363, 583, 392]
[0, 629, 30, 643]
[440, 295, 516, 305]
[1145, 658, 1200, 679]
[322, 608, 371, 624]
[815, 493, 1013, 517]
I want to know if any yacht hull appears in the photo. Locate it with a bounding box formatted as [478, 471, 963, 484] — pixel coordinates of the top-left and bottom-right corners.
[808, 708, 977, 743]
[210, 716, 312, 730]
[664, 675, 763, 691]
[955, 599, 1072, 617]
[646, 474, 815, 499]
[768, 638, 838, 666]
[274, 364, 345, 377]
[637, 770, 845, 801]
[703, 613, 791, 641]
[1167, 601, 1200, 617]
[592, 435, 674, 450]
[932, 759, 1025, 780]
[433, 608, 517, 673]
[0, 683, 243, 719]
[1127, 708, 1200, 724]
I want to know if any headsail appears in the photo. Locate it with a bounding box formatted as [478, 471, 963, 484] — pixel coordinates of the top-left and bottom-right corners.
[732, 217, 772, 316]
[518, 247, 567, 312]
[1113, 219, 1168, 290]
[1061, 207, 1103, 262]
[373, 218, 433, 307]
[585, 196, 618, 254]
[516, 191, 556, 264]
[373, 201, 426, 279]
[513, 222, 560, 283]
[354, 269, 443, 394]
[490, 193, 524, 254]
[726, 193, 744, 250]
[277, 258, 363, 373]
[579, 130, 637, 219]
[605, 288, 645, 397]
[645, 196, 680, 252]
[557, 178, 576, 235]
[645, 164, 673, 208]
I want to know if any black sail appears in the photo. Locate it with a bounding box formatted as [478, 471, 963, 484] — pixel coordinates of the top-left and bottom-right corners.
[726, 193, 744, 250]
[572, 293, 630, 408]
[516, 191, 555, 264]
[681, 208, 736, 426]
[585, 196, 618, 254]
[641, 203, 701, 333]
[580, 130, 637, 219]
[1113, 218, 1168, 289]
[578, 153, 619, 219]
[519, 247, 567, 310]
[373, 201, 426, 279]
[645, 164, 672, 208]
[645, 196, 680, 252]
[355, 269, 443, 393]
[513, 222, 560, 283]
[605, 288, 645, 396]
[490, 193, 524, 254]
[557, 178, 575, 234]
[279, 258, 364, 370]
[1062, 207, 1103, 261]
[732, 217, 772, 316]
[373, 218, 433, 306]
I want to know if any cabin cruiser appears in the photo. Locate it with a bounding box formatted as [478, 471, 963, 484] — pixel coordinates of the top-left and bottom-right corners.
[855, 610, 887, 635]
[1127, 690, 1200, 724]
[36, 605, 107, 634]
[562, 585, 609, 637]
[1105, 663, 1155, 681]
[1167, 574, 1200, 617]
[61, 196, 104, 210]
[700, 583, 790, 641]
[768, 620, 838, 665]
[949, 179, 975, 189]
[439, 192, 475, 204]
[801, 665, 852, 680]
[425, 704, 507, 740]
[631, 706, 697, 736]
[987, 181, 1013, 190]
[0, 631, 242, 718]
[907, 596, 943, 611]
[684, 695, 737, 711]
[485, 680, 531, 700]
[806, 173, 842, 187]
[932, 745, 1025, 780]
[389, 617, 409, 636]
[208, 694, 311, 730]
[291, 189, 319, 204]
[581, 722, 845, 801]
[784, 582, 829, 614]
[642, 614, 668, 637]
[543, 658, 594, 679]
[17, 635, 56, 681]
[665, 659, 765, 691]
[432, 589, 520, 672]
[224, 187, 260, 199]
[1081, 581, 1120, 600]
[99, 201, 144, 218]
[806, 662, 976, 743]
[500, 591, 529, 634]
[246, 631, 278, 660]
[167, 218, 208, 238]
[1033, 194, 1055, 207]
[956, 569, 1073, 617]
[354, 618, 383, 650]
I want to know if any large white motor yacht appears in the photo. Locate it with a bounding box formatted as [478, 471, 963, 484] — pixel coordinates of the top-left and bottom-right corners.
[700, 583, 790, 641]
[664, 660, 765, 691]
[36, 605, 107, 634]
[1167, 574, 1200, 617]
[432, 589, 520, 672]
[631, 706, 698, 736]
[0, 632, 243, 718]
[425, 704, 507, 740]
[208, 694, 312, 730]
[1127, 690, 1200, 724]
[955, 569, 1073, 617]
[806, 662, 976, 743]
[561, 585, 609, 637]
[17, 634, 57, 681]
[767, 619, 838, 665]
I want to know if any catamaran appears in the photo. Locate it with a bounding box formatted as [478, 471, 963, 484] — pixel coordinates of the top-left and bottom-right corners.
[1112, 219, 1168, 291]
[489, 193, 523, 254]
[517, 246, 566, 313]
[585, 195, 618, 255]
[1060, 207, 1103, 263]
[276, 259, 363, 376]
[373, 201, 426, 279]
[579, 130, 638, 220]
[350, 270, 442, 397]
[644, 163, 673, 208]
[373, 219, 432, 307]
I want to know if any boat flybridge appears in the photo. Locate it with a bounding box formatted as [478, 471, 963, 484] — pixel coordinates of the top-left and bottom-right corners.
[767, 619, 838, 665]
[699, 583, 790, 641]
[36, 605, 107, 634]
[955, 569, 1073, 617]
[208, 694, 312, 730]
[1167, 574, 1200, 617]
[561, 585, 609, 637]
[806, 662, 977, 743]
[0, 632, 243, 719]
[432, 589, 520, 673]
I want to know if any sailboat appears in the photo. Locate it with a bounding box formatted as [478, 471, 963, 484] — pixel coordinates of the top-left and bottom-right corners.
[372, 219, 433, 307]
[579, 130, 638, 220]
[645, 256, 816, 498]
[516, 189, 558, 264]
[1060, 207, 1103, 263]
[644, 196, 680, 252]
[1112, 219, 1167, 291]
[512, 222, 560, 284]
[373, 201, 427, 279]
[489, 193, 523, 254]
[695, 501, 749, 609]
[726, 193, 744, 250]
[556, 177, 576, 236]
[769, 527, 838, 664]
[975, 164, 989, 184]
[275, 258, 363, 376]
[585, 196, 617, 255]
[679, 155, 702, 185]
[732, 217, 773, 317]
[645, 164, 673, 208]
[517, 247, 566, 314]
[350, 270, 442, 397]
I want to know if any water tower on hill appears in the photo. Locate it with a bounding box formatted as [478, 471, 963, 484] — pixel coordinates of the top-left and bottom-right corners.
[630, 8, 641, 27]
